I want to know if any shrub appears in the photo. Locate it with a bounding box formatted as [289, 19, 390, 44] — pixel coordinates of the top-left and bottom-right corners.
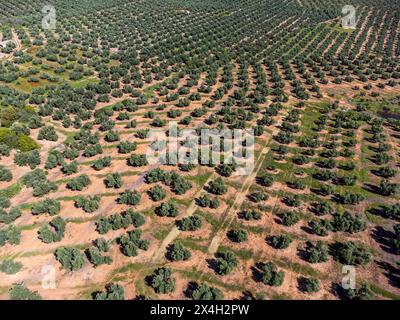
[228, 229, 248, 243]
[94, 283, 125, 300]
[14, 150, 41, 169]
[208, 177, 227, 195]
[148, 185, 166, 201]
[163, 171, 192, 195]
[86, 246, 113, 267]
[38, 217, 66, 243]
[191, 283, 224, 300]
[156, 202, 179, 217]
[0, 225, 21, 246]
[300, 277, 320, 293]
[215, 249, 238, 275]
[17, 135, 40, 152]
[75, 196, 101, 213]
[149, 267, 176, 294]
[118, 229, 149, 257]
[378, 179, 398, 196]
[308, 219, 332, 236]
[67, 174, 91, 191]
[242, 209, 262, 220]
[118, 141, 137, 154]
[61, 161, 78, 175]
[168, 241, 191, 261]
[0, 260, 22, 274]
[344, 283, 374, 300]
[55, 247, 85, 271]
[269, 234, 292, 249]
[0, 165, 12, 182]
[248, 192, 268, 203]
[119, 190, 141, 205]
[255, 261, 285, 286]
[128, 154, 148, 167]
[145, 168, 165, 183]
[96, 209, 145, 234]
[304, 241, 329, 263]
[92, 157, 112, 171]
[335, 241, 372, 266]
[310, 200, 333, 216]
[45, 151, 64, 169]
[38, 126, 58, 141]
[279, 211, 301, 226]
[0, 208, 22, 224]
[331, 212, 367, 234]
[32, 180, 57, 197]
[9, 283, 41, 300]
[179, 215, 202, 231]
[104, 173, 122, 188]
[258, 173, 274, 187]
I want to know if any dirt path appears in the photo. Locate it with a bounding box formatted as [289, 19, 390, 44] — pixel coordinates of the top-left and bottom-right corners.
[207, 117, 283, 254]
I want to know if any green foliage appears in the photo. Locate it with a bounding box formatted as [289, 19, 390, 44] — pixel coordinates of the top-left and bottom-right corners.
[38, 126, 58, 141]
[149, 267, 176, 294]
[118, 229, 149, 257]
[228, 229, 248, 243]
[215, 249, 238, 275]
[94, 283, 125, 300]
[67, 174, 91, 191]
[55, 247, 85, 271]
[118, 141, 137, 154]
[331, 212, 367, 234]
[0, 260, 23, 274]
[156, 201, 179, 217]
[191, 283, 224, 300]
[344, 283, 374, 300]
[335, 241, 372, 266]
[168, 241, 191, 261]
[179, 215, 202, 231]
[92, 156, 112, 171]
[0, 225, 21, 246]
[97, 209, 145, 234]
[9, 283, 41, 300]
[0, 165, 12, 182]
[61, 161, 78, 175]
[196, 194, 220, 209]
[255, 261, 285, 287]
[208, 177, 228, 195]
[304, 241, 329, 263]
[308, 219, 332, 236]
[127, 154, 148, 167]
[300, 277, 320, 293]
[0, 207, 22, 224]
[86, 246, 113, 267]
[14, 150, 41, 169]
[148, 185, 166, 201]
[279, 211, 301, 226]
[269, 234, 292, 249]
[38, 217, 66, 243]
[75, 195, 101, 213]
[45, 151, 64, 169]
[119, 189, 141, 205]
[104, 173, 122, 188]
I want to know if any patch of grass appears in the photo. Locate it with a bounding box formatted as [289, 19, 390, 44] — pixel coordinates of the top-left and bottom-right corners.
[153, 225, 174, 240]
[0, 180, 23, 199]
[369, 283, 400, 300]
[177, 268, 244, 292]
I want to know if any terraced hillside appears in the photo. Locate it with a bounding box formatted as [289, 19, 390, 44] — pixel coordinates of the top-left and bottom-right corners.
[0, 0, 400, 300]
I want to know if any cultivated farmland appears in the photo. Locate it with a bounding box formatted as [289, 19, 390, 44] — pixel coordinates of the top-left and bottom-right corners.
[0, 0, 400, 300]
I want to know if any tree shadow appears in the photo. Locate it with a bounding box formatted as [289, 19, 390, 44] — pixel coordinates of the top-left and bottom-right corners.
[183, 281, 198, 299]
[376, 260, 400, 289]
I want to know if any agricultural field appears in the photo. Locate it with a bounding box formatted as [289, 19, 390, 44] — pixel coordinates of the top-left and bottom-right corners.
[0, 0, 400, 302]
